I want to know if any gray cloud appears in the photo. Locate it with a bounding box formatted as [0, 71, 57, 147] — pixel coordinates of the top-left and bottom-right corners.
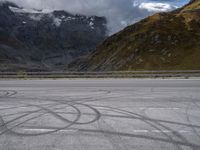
[1, 0, 188, 34]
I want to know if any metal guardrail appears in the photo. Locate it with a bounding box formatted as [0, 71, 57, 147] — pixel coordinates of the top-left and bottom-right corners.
[0, 71, 200, 78]
[1, 70, 200, 74]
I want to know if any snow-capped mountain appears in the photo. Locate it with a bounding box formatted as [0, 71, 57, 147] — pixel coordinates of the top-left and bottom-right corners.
[0, 1, 107, 71]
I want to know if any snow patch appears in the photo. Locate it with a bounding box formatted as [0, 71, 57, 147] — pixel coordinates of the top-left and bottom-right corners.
[89, 21, 94, 29]
[89, 17, 95, 29]
[53, 17, 62, 27]
[65, 16, 76, 21]
[61, 15, 66, 19]
[29, 14, 43, 21]
[90, 17, 95, 21]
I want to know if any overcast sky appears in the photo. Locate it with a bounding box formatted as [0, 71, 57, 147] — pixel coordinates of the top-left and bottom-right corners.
[2, 0, 189, 33]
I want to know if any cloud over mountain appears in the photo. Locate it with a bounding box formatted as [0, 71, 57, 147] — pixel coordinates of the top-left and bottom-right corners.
[0, 0, 188, 33]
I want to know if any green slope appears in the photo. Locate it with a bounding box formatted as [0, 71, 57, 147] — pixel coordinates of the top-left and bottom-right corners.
[70, 0, 200, 71]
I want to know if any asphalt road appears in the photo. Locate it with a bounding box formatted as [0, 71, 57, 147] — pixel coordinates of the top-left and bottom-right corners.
[0, 79, 200, 150]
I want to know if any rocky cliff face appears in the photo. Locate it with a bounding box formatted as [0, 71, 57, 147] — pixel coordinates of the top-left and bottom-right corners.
[0, 1, 107, 71]
[70, 0, 200, 71]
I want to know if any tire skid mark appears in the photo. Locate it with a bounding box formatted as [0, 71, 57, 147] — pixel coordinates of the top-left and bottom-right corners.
[140, 107, 182, 150]
[7, 106, 81, 136]
[91, 105, 199, 150]
[0, 104, 81, 136]
[0, 97, 102, 136]
[101, 107, 183, 150]
[76, 128, 200, 149]
[97, 118, 129, 150]
[0, 88, 200, 150]
[141, 108, 191, 148]
[0, 103, 57, 135]
[185, 102, 200, 140]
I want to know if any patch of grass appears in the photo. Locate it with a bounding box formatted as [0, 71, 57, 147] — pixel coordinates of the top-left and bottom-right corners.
[76, 0, 200, 71]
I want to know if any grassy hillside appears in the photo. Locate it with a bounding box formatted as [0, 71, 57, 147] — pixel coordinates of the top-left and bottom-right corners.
[70, 0, 200, 71]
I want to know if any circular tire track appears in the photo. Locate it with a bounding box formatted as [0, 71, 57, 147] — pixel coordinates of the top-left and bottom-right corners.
[0, 99, 101, 136]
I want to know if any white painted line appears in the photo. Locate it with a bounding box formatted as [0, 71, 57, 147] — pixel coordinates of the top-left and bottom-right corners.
[152, 130, 171, 133]
[139, 107, 180, 110]
[23, 128, 193, 134]
[23, 128, 78, 133]
[132, 130, 149, 133]
[23, 128, 53, 132]
[132, 130, 191, 133]
[151, 130, 191, 133]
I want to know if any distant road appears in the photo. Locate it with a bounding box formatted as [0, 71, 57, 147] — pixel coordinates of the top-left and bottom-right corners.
[0, 79, 200, 150]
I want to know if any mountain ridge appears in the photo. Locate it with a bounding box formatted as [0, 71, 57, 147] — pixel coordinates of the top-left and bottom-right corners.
[69, 0, 200, 71]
